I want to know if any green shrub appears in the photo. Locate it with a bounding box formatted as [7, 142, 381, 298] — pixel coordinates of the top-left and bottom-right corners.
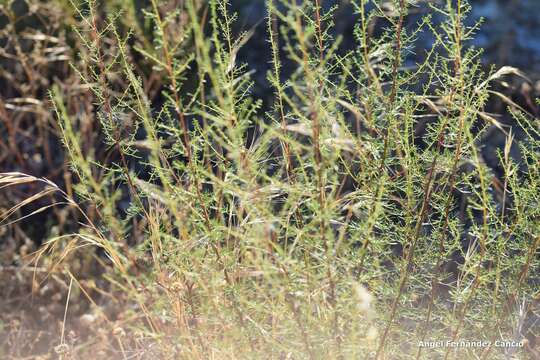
[2, 0, 540, 358]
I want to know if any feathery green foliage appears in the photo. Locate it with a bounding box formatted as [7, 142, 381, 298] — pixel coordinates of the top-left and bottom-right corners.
[2, 0, 540, 358]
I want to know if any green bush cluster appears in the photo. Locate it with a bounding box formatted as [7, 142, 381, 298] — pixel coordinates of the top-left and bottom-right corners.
[2, 0, 540, 358]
